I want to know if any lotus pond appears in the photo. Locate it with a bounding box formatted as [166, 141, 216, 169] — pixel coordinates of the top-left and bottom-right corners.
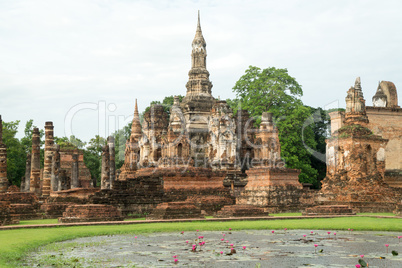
[24, 229, 402, 267]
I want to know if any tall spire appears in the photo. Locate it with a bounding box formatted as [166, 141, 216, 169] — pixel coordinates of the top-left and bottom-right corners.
[197, 10, 201, 31]
[184, 10, 212, 97]
[134, 98, 139, 117]
[130, 99, 142, 141]
[191, 10, 207, 69]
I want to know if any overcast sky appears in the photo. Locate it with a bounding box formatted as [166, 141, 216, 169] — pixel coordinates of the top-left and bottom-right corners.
[1, 0, 401, 142]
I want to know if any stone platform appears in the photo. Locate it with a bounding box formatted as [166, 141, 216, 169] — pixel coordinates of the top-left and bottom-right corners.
[303, 205, 355, 216]
[215, 205, 269, 218]
[0, 201, 19, 225]
[0, 192, 43, 220]
[58, 204, 123, 223]
[146, 202, 202, 220]
[41, 203, 73, 218]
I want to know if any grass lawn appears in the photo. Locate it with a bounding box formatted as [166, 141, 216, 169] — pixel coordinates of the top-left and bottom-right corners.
[18, 219, 59, 225]
[1, 216, 401, 267]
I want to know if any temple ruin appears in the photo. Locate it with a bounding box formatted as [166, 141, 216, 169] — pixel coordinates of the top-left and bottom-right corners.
[318, 77, 401, 212]
[1, 13, 401, 225]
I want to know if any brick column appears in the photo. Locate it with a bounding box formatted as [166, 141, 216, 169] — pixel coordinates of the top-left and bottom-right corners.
[51, 145, 60, 191]
[107, 136, 115, 189]
[71, 153, 79, 189]
[0, 115, 8, 193]
[42, 122, 55, 196]
[24, 153, 31, 192]
[101, 145, 110, 189]
[30, 128, 41, 195]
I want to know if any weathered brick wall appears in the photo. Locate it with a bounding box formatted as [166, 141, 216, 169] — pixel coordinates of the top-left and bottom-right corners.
[59, 204, 123, 223]
[90, 176, 164, 216]
[215, 205, 268, 218]
[303, 205, 354, 215]
[0, 192, 43, 220]
[0, 201, 19, 225]
[60, 149, 92, 188]
[329, 107, 402, 188]
[366, 107, 402, 171]
[146, 202, 202, 220]
[47, 188, 99, 204]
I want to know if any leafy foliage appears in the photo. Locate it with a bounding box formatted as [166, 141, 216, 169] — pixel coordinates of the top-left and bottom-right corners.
[358, 258, 367, 267]
[83, 135, 106, 186]
[2, 120, 44, 187]
[231, 65, 328, 186]
[144, 95, 184, 116]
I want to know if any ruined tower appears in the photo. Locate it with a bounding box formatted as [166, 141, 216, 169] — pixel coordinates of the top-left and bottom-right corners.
[30, 128, 41, 195]
[119, 99, 142, 180]
[0, 115, 8, 193]
[42, 122, 55, 196]
[322, 77, 395, 204]
[181, 11, 215, 162]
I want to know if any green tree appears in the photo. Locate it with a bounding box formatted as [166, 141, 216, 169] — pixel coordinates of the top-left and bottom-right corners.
[83, 135, 106, 186]
[232, 66, 303, 117]
[145, 95, 184, 116]
[231, 66, 321, 185]
[2, 120, 25, 187]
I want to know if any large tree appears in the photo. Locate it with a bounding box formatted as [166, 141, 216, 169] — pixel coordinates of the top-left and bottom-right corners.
[232, 66, 303, 116]
[231, 65, 323, 186]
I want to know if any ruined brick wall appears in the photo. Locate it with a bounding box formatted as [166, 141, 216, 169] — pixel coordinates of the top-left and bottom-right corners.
[0, 192, 43, 220]
[59, 204, 123, 223]
[0, 201, 19, 225]
[328, 107, 402, 188]
[366, 107, 402, 172]
[90, 176, 164, 216]
[59, 149, 92, 188]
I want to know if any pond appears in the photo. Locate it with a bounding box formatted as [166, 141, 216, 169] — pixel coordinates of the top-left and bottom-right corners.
[24, 229, 402, 267]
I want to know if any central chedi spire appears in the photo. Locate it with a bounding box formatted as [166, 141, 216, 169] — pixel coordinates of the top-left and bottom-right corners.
[185, 11, 213, 96]
[181, 11, 215, 122]
[180, 11, 215, 161]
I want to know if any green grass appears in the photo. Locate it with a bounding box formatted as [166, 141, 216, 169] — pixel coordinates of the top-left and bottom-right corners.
[18, 219, 59, 225]
[1, 217, 401, 267]
[271, 212, 302, 217]
[356, 212, 396, 216]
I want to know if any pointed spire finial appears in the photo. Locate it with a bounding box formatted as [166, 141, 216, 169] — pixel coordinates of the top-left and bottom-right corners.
[354, 77, 361, 90]
[134, 99, 139, 117]
[197, 10, 201, 31]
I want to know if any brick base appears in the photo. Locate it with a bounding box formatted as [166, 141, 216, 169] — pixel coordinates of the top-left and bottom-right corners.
[146, 202, 202, 220]
[59, 204, 123, 223]
[0, 201, 19, 225]
[215, 205, 269, 218]
[303, 205, 355, 216]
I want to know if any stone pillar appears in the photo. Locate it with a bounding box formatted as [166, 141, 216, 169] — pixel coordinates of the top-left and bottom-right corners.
[0, 115, 8, 193]
[24, 153, 31, 192]
[58, 170, 68, 191]
[101, 145, 110, 189]
[42, 122, 54, 196]
[71, 153, 79, 189]
[30, 128, 41, 195]
[51, 145, 60, 191]
[20, 177, 25, 192]
[107, 136, 115, 189]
